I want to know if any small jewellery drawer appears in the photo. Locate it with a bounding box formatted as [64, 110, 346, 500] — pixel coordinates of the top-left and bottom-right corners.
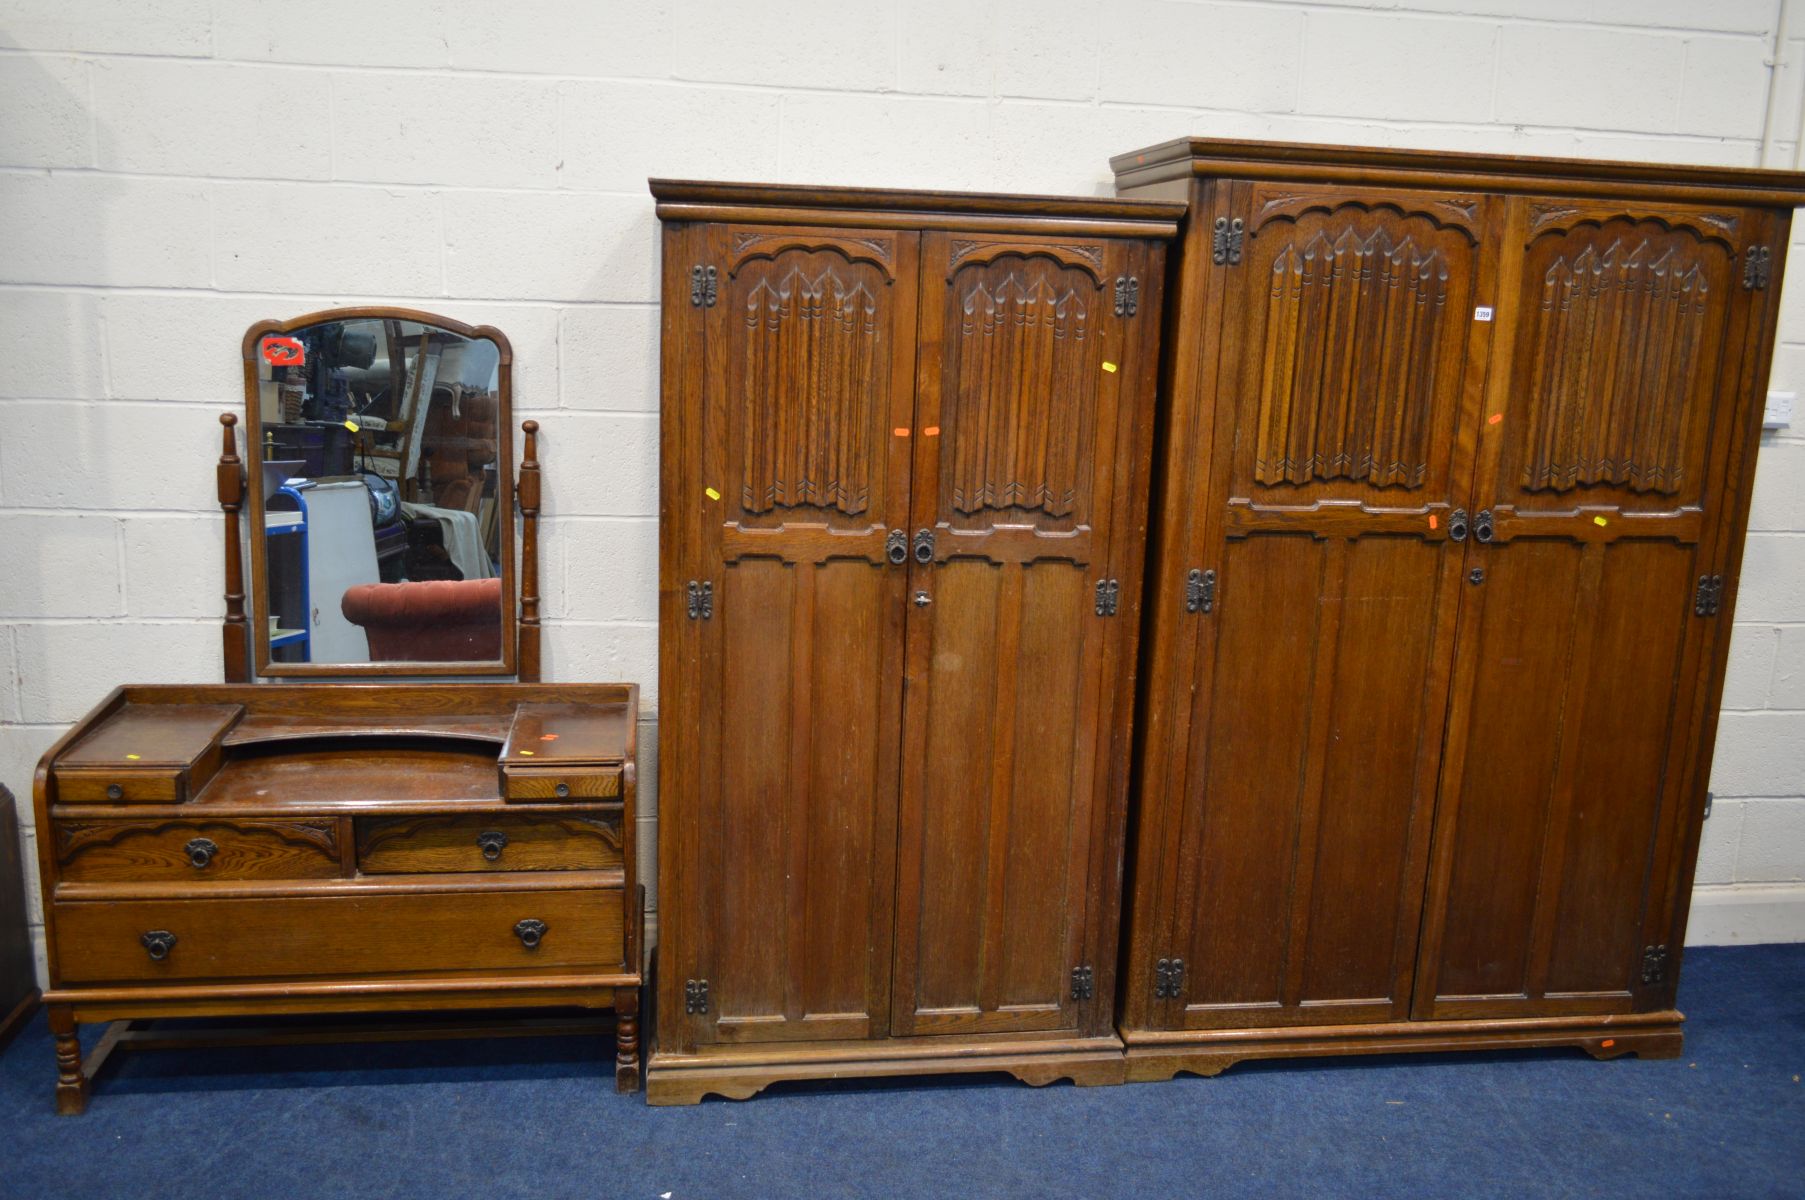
[355, 812, 623, 874]
[54, 819, 342, 882]
[55, 771, 186, 805]
[52, 886, 625, 983]
[500, 768, 621, 803]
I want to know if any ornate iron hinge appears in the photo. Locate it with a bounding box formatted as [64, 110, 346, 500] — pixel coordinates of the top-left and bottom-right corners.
[1694, 574, 1725, 617]
[1113, 275, 1140, 317]
[686, 580, 713, 620]
[1185, 567, 1216, 614]
[1095, 578, 1120, 616]
[1743, 245, 1772, 290]
[1640, 945, 1670, 986]
[1071, 965, 1095, 1001]
[685, 978, 710, 1014]
[1211, 216, 1245, 265]
[1448, 508, 1469, 543]
[689, 264, 718, 307]
[1154, 957, 1185, 999]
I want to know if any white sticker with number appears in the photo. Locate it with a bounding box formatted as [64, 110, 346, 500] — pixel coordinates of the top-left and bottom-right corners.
[1474, 305, 1494, 322]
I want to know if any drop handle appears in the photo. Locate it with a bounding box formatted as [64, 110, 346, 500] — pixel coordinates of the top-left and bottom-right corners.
[140, 931, 177, 961]
[514, 919, 547, 950]
[184, 838, 218, 869]
[477, 830, 508, 861]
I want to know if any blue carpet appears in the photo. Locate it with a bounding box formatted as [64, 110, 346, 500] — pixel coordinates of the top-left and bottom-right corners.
[1, 944, 1800, 1199]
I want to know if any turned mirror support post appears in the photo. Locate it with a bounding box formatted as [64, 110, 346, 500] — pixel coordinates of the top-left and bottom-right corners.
[518, 419, 542, 683]
[217, 412, 251, 683]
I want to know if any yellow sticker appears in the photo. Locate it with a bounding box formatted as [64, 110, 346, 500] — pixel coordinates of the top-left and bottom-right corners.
[705, 487, 720, 501]
[1101, 361, 1119, 373]
[343, 419, 360, 432]
[1593, 516, 1608, 526]
[519, 749, 535, 756]
[125, 753, 141, 761]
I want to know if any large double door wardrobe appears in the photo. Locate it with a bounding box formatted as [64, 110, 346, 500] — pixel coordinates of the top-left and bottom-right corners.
[650, 180, 1184, 1102]
[1112, 139, 1805, 1077]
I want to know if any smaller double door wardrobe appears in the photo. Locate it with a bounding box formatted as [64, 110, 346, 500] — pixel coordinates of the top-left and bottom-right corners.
[650, 180, 1183, 1103]
[1113, 139, 1805, 1078]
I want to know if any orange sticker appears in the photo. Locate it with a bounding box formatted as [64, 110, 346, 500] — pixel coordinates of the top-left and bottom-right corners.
[1428, 514, 1439, 530]
[893, 427, 911, 437]
[1601, 1038, 1616, 1048]
[1488, 413, 1504, 425]
[923, 426, 941, 436]
[540, 733, 559, 741]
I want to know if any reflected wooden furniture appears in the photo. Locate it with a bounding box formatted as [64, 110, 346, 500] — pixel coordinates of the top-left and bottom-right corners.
[33, 683, 643, 1113]
[648, 180, 1183, 1103]
[0, 785, 40, 1049]
[1112, 138, 1805, 1078]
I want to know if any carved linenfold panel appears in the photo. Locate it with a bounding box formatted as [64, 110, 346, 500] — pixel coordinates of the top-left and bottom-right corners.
[736, 257, 884, 517]
[944, 259, 1097, 518]
[1252, 226, 1450, 489]
[1520, 236, 1712, 494]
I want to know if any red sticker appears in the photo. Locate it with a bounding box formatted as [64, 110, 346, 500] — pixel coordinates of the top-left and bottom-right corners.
[263, 336, 305, 367]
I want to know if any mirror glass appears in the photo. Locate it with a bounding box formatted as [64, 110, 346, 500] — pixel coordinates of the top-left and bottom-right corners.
[245, 311, 512, 673]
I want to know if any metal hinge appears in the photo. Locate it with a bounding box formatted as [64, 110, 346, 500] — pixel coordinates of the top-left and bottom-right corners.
[1071, 965, 1095, 1001]
[1185, 567, 1216, 614]
[1704, 791, 1715, 820]
[1113, 275, 1140, 317]
[689, 264, 718, 307]
[686, 580, 713, 620]
[1640, 945, 1670, 986]
[1743, 245, 1772, 290]
[1694, 574, 1724, 617]
[1154, 957, 1185, 999]
[1095, 578, 1120, 616]
[685, 978, 710, 1014]
[1211, 216, 1245, 265]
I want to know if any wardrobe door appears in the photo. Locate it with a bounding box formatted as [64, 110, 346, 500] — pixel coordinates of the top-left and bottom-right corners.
[1138, 184, 1495, 1031]
[889, 233, 1153, 1036]
[672, 225, 921, 1045]
[1416, 200, 1765, 1020]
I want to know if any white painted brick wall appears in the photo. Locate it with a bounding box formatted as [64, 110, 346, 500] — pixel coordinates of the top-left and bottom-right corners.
[4, 0, 1805, 983]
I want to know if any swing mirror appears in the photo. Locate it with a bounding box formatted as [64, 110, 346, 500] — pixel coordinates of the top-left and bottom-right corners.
[240, 307, 516, 677]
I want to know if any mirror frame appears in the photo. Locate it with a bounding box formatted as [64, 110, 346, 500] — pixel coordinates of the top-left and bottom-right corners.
[238, 306, 518, 678]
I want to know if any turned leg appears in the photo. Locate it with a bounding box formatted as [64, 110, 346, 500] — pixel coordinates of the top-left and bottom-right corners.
[49, 1004, 88, 1116]
[614, 985, 641, 1094]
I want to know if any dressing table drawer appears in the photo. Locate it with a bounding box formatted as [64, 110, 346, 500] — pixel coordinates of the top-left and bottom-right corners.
[500, 768, 621, 802]
[54, 819, 342, 882]
[52, 886, 626, 983]
[355, 812, 622, 874]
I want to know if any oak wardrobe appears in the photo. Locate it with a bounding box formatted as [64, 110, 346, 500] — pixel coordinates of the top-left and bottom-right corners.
[649, 180, 1183, 1103]
[1112, 139, 1805, 1078]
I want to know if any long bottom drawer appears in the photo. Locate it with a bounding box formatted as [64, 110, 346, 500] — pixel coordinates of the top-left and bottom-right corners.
[53, 887, 624, 983]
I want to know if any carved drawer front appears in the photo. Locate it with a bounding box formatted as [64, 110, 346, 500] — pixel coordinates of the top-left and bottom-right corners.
[55, 819, 341, 882]
[499, 767, 621, 803]
[52, 886, 625, 983]
[355, 812, 623, 874]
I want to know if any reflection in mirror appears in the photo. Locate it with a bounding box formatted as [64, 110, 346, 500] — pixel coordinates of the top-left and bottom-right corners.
[249, 314, 509, 669]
